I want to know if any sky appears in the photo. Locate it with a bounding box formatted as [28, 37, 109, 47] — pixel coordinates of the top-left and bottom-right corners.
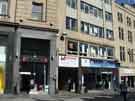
[116, 0, 135, 4]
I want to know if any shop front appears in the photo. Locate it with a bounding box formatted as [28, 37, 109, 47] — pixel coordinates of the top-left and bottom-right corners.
[80, 58, 119, 90]
[119, 68, 135, 88]
[0, 46, 6, 94]
[58, 55, 79, 93]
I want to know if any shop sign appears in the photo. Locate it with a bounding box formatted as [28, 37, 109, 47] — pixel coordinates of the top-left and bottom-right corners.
[59, 56, 79, 67]
[81, 58, 117, 68]
[119, 68, 135, 76]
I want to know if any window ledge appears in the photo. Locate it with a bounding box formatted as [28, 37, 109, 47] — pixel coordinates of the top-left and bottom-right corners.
[28, 18, 47, 23]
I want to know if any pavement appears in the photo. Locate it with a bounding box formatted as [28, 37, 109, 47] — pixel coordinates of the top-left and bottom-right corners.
[0, 89, 135, 101]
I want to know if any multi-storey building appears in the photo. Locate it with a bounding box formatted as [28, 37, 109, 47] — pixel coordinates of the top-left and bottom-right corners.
[57, 0, 119, 93]
[0, 0, 58, 95]
[112, 2, 135, 88]
[1, 0, 135, 95]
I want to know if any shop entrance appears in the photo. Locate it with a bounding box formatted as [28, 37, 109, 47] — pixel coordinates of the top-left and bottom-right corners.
[96, 72, 112, 89]
[58, 68, 78, 93]
[20, 38, 50, 94]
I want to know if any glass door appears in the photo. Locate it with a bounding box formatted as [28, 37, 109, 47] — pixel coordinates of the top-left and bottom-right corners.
[0, 46, 6, 94]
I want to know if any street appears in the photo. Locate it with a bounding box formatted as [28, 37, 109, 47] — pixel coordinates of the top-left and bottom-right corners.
[1, 91, 135, 101]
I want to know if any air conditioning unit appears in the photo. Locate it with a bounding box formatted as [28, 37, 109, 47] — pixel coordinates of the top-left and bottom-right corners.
[0, 1, 7, 15]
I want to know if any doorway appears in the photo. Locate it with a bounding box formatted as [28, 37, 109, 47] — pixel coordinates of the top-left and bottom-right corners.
[20, 38, 50, 94]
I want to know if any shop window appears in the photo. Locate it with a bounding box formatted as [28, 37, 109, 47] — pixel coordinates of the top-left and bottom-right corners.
[106, 29, 113, 40]
[105, 12, 112, 22]
[79, 43, 88, 56]
[66, 16, 77, 31]
[66, 0, 77, 9]
[67, 40, 78, 55]
[128, 31, 133, 43]
[0, 0, 8, 16]
[120, 46, 125, 61]
[118, 27, 124, 40]
[32, 2, 43, 21]
[117, 12, 123, 23]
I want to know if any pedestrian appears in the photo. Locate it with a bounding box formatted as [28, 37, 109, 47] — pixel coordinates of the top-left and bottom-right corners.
[67, 78, 72, 92]
[120, 81, 128, 101]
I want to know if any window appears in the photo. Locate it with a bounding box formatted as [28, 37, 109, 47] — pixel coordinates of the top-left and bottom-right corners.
[118, 27, 124, 40]
[120, 46, 125, 61]
[107, 47, 114, 58]
[81, 21, 89, 34]
[133, 20, 135, 28]
[0, 0, 8, 15]
[89, 24, 104, 37]
[79, 43, 88, 56]
[89, 44, 98, 57]
[99, 47, 107, 57]
[66, 0, 77, 9]
[128, 49, 134, 62]
[104, 0, 112, 4]
[128, 31, 133, 43]
[81, 21, 104, 38]
[127, 16, 132, 26]
[67, 40, 78, 55]
[105, 12, 112, 22]
[106, 29, 113, 40]
[117, 12, 123, 23]
[80, 1, 103, 19]
[66, 16, 77, 31]
[32, 2, 43, 20]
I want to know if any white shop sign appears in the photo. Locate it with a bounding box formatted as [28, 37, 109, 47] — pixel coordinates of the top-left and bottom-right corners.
[119, 68, 135, 76]
[59, 56, 79, 68]
[81, 58, 90, 67]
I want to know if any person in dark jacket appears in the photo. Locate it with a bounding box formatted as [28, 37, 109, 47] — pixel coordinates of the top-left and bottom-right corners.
[120, 81, 128, 101]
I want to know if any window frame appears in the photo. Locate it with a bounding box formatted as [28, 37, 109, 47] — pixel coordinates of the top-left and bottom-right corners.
[67, 39, 78, 55]
[31, 2, 43, 21]
[0, 0, 8, 16]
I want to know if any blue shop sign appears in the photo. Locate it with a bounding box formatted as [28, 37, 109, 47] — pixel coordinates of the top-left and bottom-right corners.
[81, 58, 118, 68]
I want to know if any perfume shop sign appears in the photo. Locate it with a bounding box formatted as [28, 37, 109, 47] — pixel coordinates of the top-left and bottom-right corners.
[59, 56, 79, 68]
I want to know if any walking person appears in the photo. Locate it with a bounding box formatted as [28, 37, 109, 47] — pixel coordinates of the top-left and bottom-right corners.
[120, 81, 128, 101]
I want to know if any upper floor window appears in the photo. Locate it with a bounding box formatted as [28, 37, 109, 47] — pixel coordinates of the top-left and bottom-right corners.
[107, 47, 114, 58]
[32, 2, 43, 21]
[105, 12, 112, 22]
[128, 31, 133, 43]
[79, 43, 88, 56]
[80, 1, 103, 19]
[128, 49, 134, 63]
[99, 47, 107, 57]
[120, 46, 126, 61]
[0, 0, 8, 16]
[66, 0, 77, 9]
[133, 20, 135, 28]
[67, 40, 78, 55]
[106, 29, 113, 40]
[81, 21, 104, 38]
[66, 16, 77, 31]
[127, 16, 132, 27]
[117, 12, 123, 23]
[118, 27, 124, 40]
[89, 44, 98, 57]
[104, 0, 112, 5]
